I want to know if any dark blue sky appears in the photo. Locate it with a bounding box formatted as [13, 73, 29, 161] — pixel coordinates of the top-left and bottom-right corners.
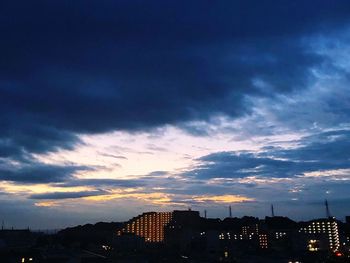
[1, 1, 350, 228]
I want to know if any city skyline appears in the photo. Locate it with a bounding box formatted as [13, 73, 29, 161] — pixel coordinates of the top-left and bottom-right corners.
[1, 1, 350, 229]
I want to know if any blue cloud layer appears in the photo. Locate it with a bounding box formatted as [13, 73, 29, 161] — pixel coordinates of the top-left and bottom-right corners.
[0, 162, 90, 183]
[1, 0, 350, 161]
[187, 130, 350, 179]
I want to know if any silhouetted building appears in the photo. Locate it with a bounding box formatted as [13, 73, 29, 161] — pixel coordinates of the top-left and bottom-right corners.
[263, 216, 298, 252]
[165, 210, 201, 250]
[346, 216, 350, 224]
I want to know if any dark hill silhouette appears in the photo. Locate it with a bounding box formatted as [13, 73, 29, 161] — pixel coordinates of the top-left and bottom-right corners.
[58, 222, 124, 247]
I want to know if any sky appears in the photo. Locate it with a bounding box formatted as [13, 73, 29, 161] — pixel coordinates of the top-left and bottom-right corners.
[1, 0, 350, 229]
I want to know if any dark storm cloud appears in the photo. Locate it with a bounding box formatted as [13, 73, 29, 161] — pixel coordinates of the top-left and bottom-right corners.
[188, 130, 350, 179]
[1, 0, 350, 160]
[0, 163, 90, 184]
[0, 124, 80, 160]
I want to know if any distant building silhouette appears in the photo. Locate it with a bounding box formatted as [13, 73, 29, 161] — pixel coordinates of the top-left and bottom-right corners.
[346, 216, 350, 224]
[165, 210, 201, 249]
[112, 206, 347, 262]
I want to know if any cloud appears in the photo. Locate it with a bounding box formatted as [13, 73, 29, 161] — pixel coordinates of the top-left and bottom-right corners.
[29, 190, 107, 200]
[145, 171, 168, 177]
[99, 153, 128, 160]
[0, 163, 90, 184]
[187, 129, 350, 180]
[1, 0, 350, 159]
[267, 130, 350, 165]
[0, 125, 80, 161]
[58, 178, 145, 188]
[186, 152, 298, 179]
[53, 170, 170, 189]
[191, 194, 255, 204]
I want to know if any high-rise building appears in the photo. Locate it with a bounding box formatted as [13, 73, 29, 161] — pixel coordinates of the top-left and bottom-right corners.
[242, 224, 259, 238]
[259, 233, 268, 249]
[117, 212, 172, 242]
[299, 218, 340, 251]
[165, 210, 201, 250]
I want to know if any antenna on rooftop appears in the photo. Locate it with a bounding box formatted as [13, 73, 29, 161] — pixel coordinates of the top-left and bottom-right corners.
[229, 205, 232, 218]
[325, 199, 331, 218]
[271, 204, 275, 217]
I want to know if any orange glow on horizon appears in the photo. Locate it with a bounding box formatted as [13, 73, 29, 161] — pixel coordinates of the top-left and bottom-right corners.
[192, 194, 255, 203]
